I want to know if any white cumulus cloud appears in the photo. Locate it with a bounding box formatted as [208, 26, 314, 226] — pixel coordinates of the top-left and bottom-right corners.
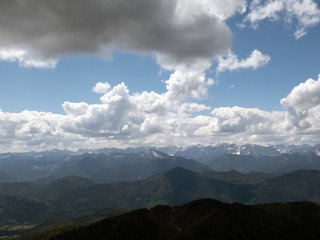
[178, 103, 211, 115]
[281, 74, 320, 130]
[217, 49, 271, 72]
[92, 82, 111, 94]
[281, 74, 320, 109]
[0, 48, 57, 68]
[2, 73, 320, 152]
[245, 0, 320, 39]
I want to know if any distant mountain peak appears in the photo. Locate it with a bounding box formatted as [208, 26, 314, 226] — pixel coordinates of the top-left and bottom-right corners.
[140, 149, 168, 160]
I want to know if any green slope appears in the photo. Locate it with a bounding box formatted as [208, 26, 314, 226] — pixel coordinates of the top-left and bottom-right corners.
[252, 169, 320, 203]
[200, 170, 275, 184]
[48, 167, 252, 213]
[0, 195, 49, 238]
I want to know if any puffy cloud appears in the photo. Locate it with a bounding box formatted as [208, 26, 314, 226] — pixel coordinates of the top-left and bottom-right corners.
[62, 102, 89, 117]
[92, 82, 111, 94]
[131, 91, 166, 115]
[0, 0, 234, 69]
[62, 83, 140, 138]
[210, 107, 284, 134]
[217, 49, 271, 72]
[281, 75, 320, 109]
[59, 74, 214, 140]
[178, 103, 211, 115]
[2, 72, 320, 151]
[245, 0, 320, 39]
[192, 107, 285, 138]
[99, 83, 130, 104]
[0, 48, 57, 68]
[156, 59, 214, 108]
[281, 74, 320, 130]
[140, 117, 163, 134]
[164, 69, 213, 105]
[175, 0, 247, 21]
[0, 109, 75, 152]
[0, 49, 25, 63]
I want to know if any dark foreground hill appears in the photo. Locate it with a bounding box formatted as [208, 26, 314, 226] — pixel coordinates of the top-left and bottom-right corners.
[20, 198, 320, 240]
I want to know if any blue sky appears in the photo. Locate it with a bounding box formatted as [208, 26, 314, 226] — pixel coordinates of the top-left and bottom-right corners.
[210, 15, 320, 111]
[1, 0, 320, 152]
[0, 52, 170, 114]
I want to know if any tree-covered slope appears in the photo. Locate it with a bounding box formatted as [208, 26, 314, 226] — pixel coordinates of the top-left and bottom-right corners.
[20, 199, 320, 240]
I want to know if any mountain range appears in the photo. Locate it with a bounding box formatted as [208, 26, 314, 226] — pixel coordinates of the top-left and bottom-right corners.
[1, 143, 320, 182]
[1, 143, 320, 239]
[0, 149, 211, 182]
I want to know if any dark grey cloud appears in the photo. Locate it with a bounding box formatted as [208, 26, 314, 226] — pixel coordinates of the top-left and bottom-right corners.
[0, 0, 231, 67]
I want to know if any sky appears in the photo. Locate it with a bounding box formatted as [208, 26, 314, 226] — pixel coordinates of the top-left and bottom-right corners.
[0, 0, 320, 153]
